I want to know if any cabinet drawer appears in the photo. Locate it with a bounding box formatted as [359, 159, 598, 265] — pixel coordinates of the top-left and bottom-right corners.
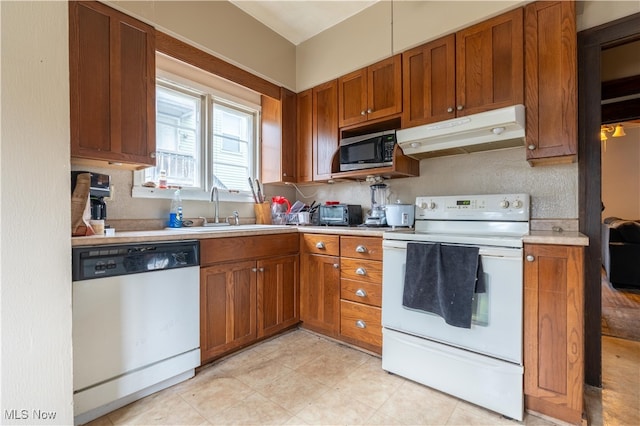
[301, 234, 340, 256]
[340, 258, 382, 284]
[340, 236, 382, 261]
[340, 300, 381, 348]
[201, 233, 298, 266]
[341, 279, 382, 307]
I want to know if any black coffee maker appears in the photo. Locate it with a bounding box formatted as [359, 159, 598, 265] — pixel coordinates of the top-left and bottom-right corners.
[71, 171, 111, 220]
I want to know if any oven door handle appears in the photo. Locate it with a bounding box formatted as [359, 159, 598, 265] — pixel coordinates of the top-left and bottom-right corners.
[383, 240, 522, 259]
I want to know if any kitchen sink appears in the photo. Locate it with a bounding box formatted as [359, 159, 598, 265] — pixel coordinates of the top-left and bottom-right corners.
[164, 224, 290, 232]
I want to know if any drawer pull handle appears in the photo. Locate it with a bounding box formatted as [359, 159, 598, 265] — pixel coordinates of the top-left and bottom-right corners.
[355, 245, 367, 253]
[355, 320, 367, 329]
[355, 289, 367, 297]
[315, 242, 325, 249]
[355, 267, 366, 276]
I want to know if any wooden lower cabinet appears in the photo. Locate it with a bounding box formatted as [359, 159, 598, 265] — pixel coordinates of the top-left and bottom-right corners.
[524, 243, 584, 424]
[200, 260, 257, 362]
[299, 251, 341, 337]
[200, 234, 299, 364]
[257, 255, 299, 339]
[299, 234, 383, 353]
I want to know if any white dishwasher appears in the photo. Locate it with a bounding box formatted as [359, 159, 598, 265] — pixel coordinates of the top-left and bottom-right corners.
[72, 240, 200, 425]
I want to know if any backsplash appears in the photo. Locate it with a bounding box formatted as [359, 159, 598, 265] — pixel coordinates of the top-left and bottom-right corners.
[73, 146, 578, 226]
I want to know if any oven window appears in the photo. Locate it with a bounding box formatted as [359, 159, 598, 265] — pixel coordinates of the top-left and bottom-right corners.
[471, 291, 489, 326]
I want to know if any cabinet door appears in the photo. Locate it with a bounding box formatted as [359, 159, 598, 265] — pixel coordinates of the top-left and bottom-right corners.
[338, 68, 368, 127]
[524, 244, 583, 425]
[525, 1, 577, 165]
[69, 1, 156, 167]
[257, 255, 299, 338]
[456, 8, 523, 116]
[313, 80, 339, 181]
[367, 54, 402, 122]
[261, 88, 297, 184]
[300, 253, 341, 337]
[200, 260, 257, 363]
[402, 35, 456, 127]
[297, 89, 313, 183]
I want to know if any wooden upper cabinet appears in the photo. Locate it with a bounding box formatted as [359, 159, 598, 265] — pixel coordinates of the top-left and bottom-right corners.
[313, 80, 339, 181]
[456, 8, 524, 116]
[338, 55, 402, 128]
[402, 34, 456, 127]
[297, 89, 313, 183]
[261, 88, 297, 184]
[525, 1, 577, 165]
[69, 0, 156, 168]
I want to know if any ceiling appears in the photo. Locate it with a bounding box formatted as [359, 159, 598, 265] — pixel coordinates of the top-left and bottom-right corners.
[229, 0, 379, 45]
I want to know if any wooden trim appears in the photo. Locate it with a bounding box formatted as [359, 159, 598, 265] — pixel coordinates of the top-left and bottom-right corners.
[601, 97, 640, 123]
[601, 74, 640, 100]
[578, 11, 640, 387]
[155, 31, 281, 100]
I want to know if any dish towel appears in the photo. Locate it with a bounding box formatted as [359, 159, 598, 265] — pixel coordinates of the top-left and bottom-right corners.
[402, 242, 485, 328]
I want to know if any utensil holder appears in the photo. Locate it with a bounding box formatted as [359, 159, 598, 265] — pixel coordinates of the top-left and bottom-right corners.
[254, 202, 272, 224]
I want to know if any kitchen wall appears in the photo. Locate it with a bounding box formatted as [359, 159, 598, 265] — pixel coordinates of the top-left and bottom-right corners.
[601, 127, 640, 220]
[295, 147, 578, 219]
[1, 1, 73, 423]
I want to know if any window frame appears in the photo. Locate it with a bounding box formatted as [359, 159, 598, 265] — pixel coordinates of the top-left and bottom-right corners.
[133, 66, 261, 203]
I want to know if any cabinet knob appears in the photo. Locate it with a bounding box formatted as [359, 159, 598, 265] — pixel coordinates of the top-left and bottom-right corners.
[355, 245, 367, 253]
[355, 289, 367, 298]
[259, 267, 265, 272]
[457, 105, 464, 111]
[528, 144, 536, 151]
[316, 242, 325, 249]
[252, 267, 258, 272]
[333, 263, 340, 269]
[526, 255, 535, 262]
[360, 111, 366, 116]
[367, 108, 372, 114]
[149, 152, 156, 158]
[283, 172, 287, 177]
[447, 107, 454, 113]
[355, 320, 367, 329]
[355, 267, 367, 276]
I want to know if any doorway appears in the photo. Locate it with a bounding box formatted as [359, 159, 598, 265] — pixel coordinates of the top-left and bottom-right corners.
[578, 12, 640, 387]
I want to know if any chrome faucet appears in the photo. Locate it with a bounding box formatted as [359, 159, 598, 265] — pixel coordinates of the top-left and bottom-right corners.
[210, 185, 220, 223]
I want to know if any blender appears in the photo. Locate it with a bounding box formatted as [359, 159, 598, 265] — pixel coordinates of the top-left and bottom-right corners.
[364, 183, 388, 226]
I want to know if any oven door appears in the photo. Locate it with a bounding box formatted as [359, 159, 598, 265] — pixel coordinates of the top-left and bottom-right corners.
[382, 239, 523, 364]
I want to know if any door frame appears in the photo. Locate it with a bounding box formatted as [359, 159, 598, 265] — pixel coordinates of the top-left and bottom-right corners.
[578, 12, 640, 387]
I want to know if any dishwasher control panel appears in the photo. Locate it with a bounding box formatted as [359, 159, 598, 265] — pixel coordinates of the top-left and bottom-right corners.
[72, 240, 199, 281]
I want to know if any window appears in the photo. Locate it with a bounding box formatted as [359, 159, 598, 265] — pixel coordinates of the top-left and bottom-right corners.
[134, 72, 260, 201]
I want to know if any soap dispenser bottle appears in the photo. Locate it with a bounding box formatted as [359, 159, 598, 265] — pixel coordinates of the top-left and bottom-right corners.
[168, 189, 183, 228]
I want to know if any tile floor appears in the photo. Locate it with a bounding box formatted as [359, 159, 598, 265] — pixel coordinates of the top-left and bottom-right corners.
[86, 329, 570, 426]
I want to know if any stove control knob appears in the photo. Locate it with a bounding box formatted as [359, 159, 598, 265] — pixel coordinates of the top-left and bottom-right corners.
[420, 201, 436, 210]
[499, 200, 510, 209]
[512, 200, 523, 208]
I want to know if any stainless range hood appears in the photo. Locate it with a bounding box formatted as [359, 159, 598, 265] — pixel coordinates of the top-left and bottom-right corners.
[397, 104, 526, 159]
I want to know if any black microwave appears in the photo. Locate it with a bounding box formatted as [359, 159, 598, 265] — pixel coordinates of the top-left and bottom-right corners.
[339, 130, 396, 172]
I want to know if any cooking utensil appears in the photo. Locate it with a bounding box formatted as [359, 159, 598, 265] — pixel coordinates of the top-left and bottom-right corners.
[248, 178, 258, 203]
[255, 179, 264, 203]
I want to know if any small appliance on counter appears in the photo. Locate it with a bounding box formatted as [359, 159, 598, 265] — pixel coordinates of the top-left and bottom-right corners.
[71, 171, 111, 220]
[364, 183, 388, 227]
[386, 201, 415, 229]
[319, 203, 362, 226]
